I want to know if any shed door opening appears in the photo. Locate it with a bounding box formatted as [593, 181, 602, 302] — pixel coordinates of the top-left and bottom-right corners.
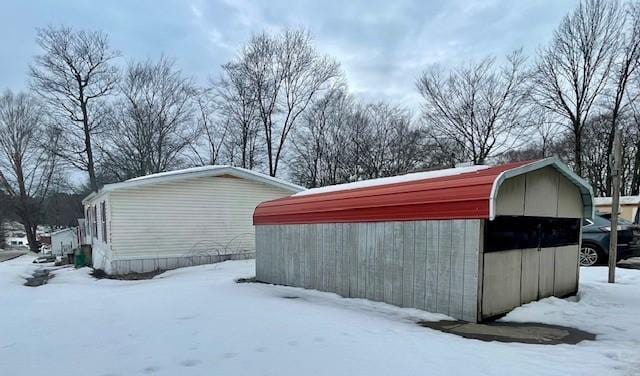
[481, 216, 581, 319]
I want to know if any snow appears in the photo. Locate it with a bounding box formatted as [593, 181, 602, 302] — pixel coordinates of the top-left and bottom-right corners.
[294, 165, 491, 196]
[126, 165, 232, 182]
[594, 196, 640, 205]
[1, 256, 639, 375]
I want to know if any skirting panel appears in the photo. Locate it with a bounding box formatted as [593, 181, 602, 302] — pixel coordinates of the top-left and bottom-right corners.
[256, 220, 481, 322]
[108, 251, 255, 275]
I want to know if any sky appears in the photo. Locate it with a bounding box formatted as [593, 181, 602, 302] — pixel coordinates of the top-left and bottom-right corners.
[0, 0, 576, 110]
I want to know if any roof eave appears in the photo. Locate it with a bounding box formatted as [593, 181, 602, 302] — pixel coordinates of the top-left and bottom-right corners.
[82, 166, 305, 204]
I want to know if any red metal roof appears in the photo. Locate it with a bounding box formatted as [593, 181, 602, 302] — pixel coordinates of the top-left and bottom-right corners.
[254, 160, 533, 225]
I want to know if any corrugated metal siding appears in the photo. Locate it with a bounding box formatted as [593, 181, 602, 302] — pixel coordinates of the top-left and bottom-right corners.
[256, 219, 482, 322]
[254, 161, 530, 225]
[109, 175, 293, 260]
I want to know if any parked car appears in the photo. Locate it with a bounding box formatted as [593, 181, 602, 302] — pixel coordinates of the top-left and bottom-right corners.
[580, 214, 640, 266]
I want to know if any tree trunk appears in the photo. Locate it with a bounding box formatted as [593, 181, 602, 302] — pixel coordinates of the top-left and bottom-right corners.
[573, 122, 583, 176]
[23, 221, 39, 253]
[81, 101, 98, 192]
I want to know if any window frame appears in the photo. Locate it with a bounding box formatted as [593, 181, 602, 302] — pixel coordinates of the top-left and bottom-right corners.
[101, 201, 107, 244]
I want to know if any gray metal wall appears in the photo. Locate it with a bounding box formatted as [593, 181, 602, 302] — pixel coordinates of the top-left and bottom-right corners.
[480, 245, 579, 319]
[256, 220, 482, 322]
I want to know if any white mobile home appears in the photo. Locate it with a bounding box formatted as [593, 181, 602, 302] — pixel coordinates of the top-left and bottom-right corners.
[82, 166, 304, 275]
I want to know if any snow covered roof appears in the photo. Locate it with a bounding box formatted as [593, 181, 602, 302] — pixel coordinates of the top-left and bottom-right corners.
[594, 196, 640, 206]
[83, 166, 305, 204]
[51, 228, 76, 236]
[254, 157, 594, 225]
[295, 165, 491, 197]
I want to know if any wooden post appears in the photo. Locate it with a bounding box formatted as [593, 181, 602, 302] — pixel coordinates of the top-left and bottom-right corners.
[608, 127, 622, 284]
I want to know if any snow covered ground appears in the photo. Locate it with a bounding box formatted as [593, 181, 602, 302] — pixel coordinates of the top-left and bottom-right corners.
[1, 256, 639, 376]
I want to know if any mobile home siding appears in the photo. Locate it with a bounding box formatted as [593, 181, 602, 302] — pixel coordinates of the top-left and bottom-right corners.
[108, 175, 292, 265]
[88, 193, 113, 272]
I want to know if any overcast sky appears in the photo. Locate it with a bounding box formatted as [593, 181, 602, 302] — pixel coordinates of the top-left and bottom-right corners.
[1, 0, 575, 109]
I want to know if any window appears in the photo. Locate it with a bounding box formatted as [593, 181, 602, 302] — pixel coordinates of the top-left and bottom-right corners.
[85, 207, 92, 238]
[92, 205, 98, 239]
[101, 201, 107, 243]
[485, 216, 580, 252]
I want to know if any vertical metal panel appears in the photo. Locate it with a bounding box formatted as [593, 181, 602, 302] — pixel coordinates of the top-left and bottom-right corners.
[482, 249, 522, 318]
[425, 221, 439, 312]
[524, 167, 559, 217]
[293, 225, 303, 287]
[303, 224, 312, 288]
[356, 223, 368, 298]
[462, 220, 480, 322]
[344, 223, 358, 297]
[255, 225, 265, 281]
[553, 245, 579, 297]
[402, 222, 415, 308]
[283, 225, 291, 285]
[374, 222, 386, 302]
[520, 248, 540, 304]
[326, 223, 337, 292]
[383, 222, 394, 303]
[365, 222, 377, 300]
[317, 224, 327, 291]
[538, 247, 556, 298]
[413, 221, 428, 310]
[494, 175, 525, 216]
[436, 220, 452, 315]
[557, 176, 583, 218]
[391, 222, 404, 307]
[335, 224, 349, 297]
[448, 220, 466, 319]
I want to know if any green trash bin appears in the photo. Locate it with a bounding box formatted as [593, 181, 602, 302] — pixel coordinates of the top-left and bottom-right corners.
[74, 252, 86, 268]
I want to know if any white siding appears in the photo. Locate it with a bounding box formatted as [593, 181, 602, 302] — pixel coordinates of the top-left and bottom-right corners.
[108, 175, 293, 261]
[85, 193, 113, 273]
[51, 229, 78, 255]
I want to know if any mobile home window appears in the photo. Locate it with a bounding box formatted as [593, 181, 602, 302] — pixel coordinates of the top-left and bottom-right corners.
[85, 207, 91, 238]
[101, 201, 107, 243]
[93, 206, 98, 239]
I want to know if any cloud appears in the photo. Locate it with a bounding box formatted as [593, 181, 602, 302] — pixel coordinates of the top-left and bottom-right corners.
[1, 0, 575, 110]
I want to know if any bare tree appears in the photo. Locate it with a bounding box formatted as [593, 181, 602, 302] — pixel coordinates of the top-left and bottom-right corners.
[531, 0, 623, 175]
[0, 91, 59, 252]
[30, 26, 120, 192]
[212, 62, 262, 169]
[417, 50, 529, 164]
[290, 88, 352, 187]
[101, 57, 198, 180]
[237, 29, 341, 176]
[290, 91, 426, 187]
[602, 1, 640, 194]
[188, 90, 229, 166]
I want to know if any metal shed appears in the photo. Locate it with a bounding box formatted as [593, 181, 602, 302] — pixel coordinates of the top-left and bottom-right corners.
[253, 158, 594, 322]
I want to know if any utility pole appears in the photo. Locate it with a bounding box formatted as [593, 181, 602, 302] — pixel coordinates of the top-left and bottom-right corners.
[608, 127, 622, 284]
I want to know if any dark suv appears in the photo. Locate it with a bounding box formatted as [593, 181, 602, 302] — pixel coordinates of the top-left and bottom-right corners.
[580, 214, 640, 266]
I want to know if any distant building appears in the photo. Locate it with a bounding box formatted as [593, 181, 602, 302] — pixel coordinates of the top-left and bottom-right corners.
[594, 196, 640, 223]
[51, 228, 78, 256]
[82, 166, 304, 275]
